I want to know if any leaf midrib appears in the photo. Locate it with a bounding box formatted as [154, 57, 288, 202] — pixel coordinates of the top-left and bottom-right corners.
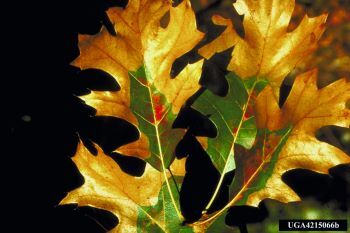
[204, 80, 257, 211]
[129, 70, 183, 220]
[199, 126, 292, 225]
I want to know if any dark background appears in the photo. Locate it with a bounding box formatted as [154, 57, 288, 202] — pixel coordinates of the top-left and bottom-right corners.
[8, 0, 349, 232]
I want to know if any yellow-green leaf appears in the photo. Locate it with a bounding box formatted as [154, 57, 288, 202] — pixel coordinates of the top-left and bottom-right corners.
[199, 0, 327, 98]
[60, 142, 189, 233]
[74, 0, 204, 168]
[198, 70, 350, 229]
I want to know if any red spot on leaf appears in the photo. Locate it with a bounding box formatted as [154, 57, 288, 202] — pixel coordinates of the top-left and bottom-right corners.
[244, 103, 254, 120]
[152, 94, 165, 122]
[244, 92, 257, 120]
[264, 144, 273, 159]
[233, 127, 238, 135]
[138, 76, 148, 86]
[243, 107, 252, 120]
[243, 152, 261, 183]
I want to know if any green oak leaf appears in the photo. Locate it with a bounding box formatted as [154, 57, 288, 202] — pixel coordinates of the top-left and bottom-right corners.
[192, 73, 268, 174]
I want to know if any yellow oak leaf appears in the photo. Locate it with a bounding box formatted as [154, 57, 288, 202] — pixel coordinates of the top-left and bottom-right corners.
[201, 69, 350, 230]
[198, 0, 327, 97]
[73, 0, 204, 165]
[60, 142, 187, 233]
[256, 69, 350, 133]
[61, 2, 205, 230]
[238, 69, 350, 207]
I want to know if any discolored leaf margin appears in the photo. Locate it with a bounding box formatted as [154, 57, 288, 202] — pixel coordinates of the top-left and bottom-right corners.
[60, 142, 191, 233]
[196, 70, 350, 230]
[73, 0, 204, 171]
[61, 0, 205, 232]
[199, 0, 327, 98]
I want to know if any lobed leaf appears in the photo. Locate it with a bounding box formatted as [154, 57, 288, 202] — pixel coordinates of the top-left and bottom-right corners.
[74, 0, 204, 170]
[61, 142, 188, 233]
[59, 0, 350, 232]
[238, 69, 350, 206]
[192, 73, 267, 174]
[199, 0, 327, 98]
[199, 70, 350, 229]
[61, 0, 204, 232]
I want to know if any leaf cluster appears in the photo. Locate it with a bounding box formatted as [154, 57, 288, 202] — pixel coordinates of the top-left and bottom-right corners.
[60, 0, 350, 232]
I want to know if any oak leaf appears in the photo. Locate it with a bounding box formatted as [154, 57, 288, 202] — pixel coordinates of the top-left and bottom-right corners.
[201, 69, 350, 232]
[60, 142, 189, 233]
[61, 0, 204, 232]
[242, 69, 350, 206]
[192, 73, 267, 174]
[74, 0, 204, 170]
[198, 0, 327, 97]
[203, 70, 350, 231]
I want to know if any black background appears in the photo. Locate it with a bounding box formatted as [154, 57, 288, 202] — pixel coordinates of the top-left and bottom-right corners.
[8, 0, 349, 232]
